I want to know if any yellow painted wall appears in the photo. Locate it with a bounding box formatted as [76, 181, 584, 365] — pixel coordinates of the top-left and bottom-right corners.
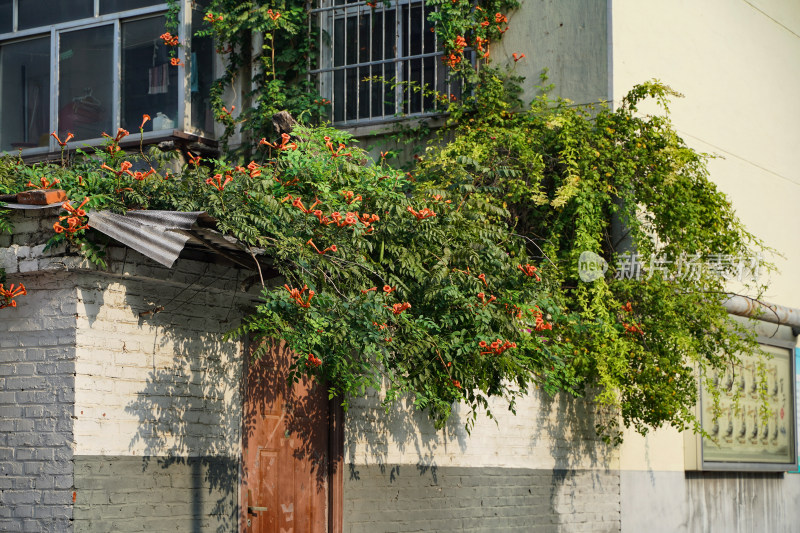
[610, 0, 800, 471]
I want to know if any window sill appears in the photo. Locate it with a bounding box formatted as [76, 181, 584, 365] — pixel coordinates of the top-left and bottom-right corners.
[14, 129, 218, 163]
[336, 114, 448, 138]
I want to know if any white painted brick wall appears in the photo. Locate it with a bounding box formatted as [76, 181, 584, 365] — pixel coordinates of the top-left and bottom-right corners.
[72, 250, 257, 458]
[345, 386, 619, 471]
[344, 387, 621, 532]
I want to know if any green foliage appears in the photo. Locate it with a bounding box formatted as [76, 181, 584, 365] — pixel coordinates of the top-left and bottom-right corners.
[230, 127, 576, 425]
[187, 0, 521, 152]
[415, 68, 770, 435]
[426, 0, 519, 81]
[0, 125, 577, 427]
[187, 0, 323, 153]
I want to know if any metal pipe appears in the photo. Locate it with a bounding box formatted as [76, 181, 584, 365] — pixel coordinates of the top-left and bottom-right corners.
[724, 295, 800, 331]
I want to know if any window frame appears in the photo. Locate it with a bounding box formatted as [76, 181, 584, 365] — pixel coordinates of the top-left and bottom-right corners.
[0, 1, 204, 156]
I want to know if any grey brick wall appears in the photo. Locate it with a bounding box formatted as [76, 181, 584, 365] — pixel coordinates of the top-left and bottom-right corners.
[344, 465, 620, 533]
[73, 455, 238, 532]
[0, 272, 77, 532]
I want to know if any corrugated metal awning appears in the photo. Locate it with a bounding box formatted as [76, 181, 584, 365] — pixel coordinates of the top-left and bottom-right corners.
[88, 210, 208, 268]
[3, 198, 266, 270]
[87, 209, 267, 272]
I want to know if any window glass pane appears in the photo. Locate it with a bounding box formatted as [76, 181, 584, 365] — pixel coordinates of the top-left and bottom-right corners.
[19, 0, 93, 30]
[0, 37, 51, 152]
[190, 1, 214, 133]
[406, 5, 423, 57]
[423, 5, 436, 54]
[100, 0, 163, 15]
[121, 16, 178, 133]
[0, 0, 12, 34]
[58, 26, 114, 141]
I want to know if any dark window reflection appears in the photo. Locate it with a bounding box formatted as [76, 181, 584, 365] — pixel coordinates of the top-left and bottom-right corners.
[190, 1, 214, 134]
[100, 0, 163, 15]
[0, 37, 51, 152]
[121, 16, 178, 132]
[58, 25, 114, 140]
[0, 0, 12, 34]
[19, 0, 93, 30]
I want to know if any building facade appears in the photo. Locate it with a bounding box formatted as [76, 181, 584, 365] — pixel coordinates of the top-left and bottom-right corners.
[0, 0, 799, 531]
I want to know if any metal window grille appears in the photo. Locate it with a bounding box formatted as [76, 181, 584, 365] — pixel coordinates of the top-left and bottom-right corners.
[309, 0, 462, 126]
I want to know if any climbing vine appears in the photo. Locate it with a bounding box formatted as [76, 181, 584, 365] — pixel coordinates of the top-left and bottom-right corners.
[0, 0, 774, 437]
[180, 0, 520, 150]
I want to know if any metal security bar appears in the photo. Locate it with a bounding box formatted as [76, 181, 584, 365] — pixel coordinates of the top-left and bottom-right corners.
[309, 0, 461, 126]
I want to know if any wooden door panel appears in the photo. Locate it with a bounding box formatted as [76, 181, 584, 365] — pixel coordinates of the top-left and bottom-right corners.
[257, 450, 278, 530]
[242, 340, 340, 533]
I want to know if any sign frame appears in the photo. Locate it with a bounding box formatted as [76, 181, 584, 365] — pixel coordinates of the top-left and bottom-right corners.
[686, 335, 798, 472]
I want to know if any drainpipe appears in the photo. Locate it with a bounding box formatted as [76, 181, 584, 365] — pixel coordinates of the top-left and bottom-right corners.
[724, 295, 800, 336]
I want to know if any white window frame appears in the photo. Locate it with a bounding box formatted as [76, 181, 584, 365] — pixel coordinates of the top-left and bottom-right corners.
[310, 0, 459, 127]
[0, 1, 202, 155]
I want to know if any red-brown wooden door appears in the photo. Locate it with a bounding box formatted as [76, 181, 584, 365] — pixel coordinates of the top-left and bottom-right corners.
[242, 340, 342, 533]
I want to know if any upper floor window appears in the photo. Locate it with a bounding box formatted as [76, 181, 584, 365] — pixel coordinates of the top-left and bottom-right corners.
[310, 0, 462, 127]
[0, 0, 214, 155]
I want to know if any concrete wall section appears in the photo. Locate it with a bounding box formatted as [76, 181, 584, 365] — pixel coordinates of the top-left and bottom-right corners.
[73, 455, 237, 532]
[611, 3, 800, 531]
[609, 0, 800, 304]
[0, 271, 77, 532]
[498, 0, 610, 106]
[345, 466, 619, 533]
[344, 387, 619, 532]
[621, 470, 800, 533]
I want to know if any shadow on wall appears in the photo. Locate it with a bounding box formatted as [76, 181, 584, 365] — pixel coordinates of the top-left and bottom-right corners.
[113, 264, 252, 533]
[343, 386, 469, 481]
[533, 389, 619, 516]
[124, 352, 241, 531]
[344, 383, 616, 474]
[534, 389, 618, 468]
[340, 385, 621, 532]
